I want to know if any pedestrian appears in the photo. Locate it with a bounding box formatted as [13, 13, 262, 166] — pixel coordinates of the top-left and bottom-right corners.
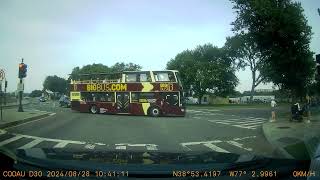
[270, 98, 277, 122]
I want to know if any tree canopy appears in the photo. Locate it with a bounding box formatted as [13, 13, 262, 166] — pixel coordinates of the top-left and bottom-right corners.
[69, 62, 142, 80]
[167, 44, 238, 102]
[29, 90, 43, 97]
[43, 75, 68, 94]
[231, 0, 315, 98]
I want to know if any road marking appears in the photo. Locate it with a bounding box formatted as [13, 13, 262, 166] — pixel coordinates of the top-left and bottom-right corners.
[95, 142, 106, 146]
[115, 146, 126, 150]
[146, 145, 158, 151]
[203, 143, 230, 153]
[214, 122, 231, 125]
[0, 135, 23, 146]
[181, 140, 222, 146]
[227, 141, 252, 151]
[84, 144, 95, 150]
[237, 121, 265, 126]
[18, 138, 43, 149]
[54, 142, 69, 148]
[233, 136, 256, 141]
[232, 125, 256, 129]
[0, 129, 6, 135]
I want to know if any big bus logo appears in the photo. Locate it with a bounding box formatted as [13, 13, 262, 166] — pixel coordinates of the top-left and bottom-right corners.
[87, 83, 127, 92]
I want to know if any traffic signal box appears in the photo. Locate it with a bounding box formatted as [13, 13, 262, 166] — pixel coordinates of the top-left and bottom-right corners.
[18, 63, 27, 78]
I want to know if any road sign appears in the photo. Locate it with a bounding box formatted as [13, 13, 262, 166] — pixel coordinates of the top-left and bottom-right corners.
[0, 69, 5, 81]
[17, 82, 24, 92]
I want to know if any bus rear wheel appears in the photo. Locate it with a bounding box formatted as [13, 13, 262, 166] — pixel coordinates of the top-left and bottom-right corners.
[149, 106, 161, 117]
[90, 105, 99, 114]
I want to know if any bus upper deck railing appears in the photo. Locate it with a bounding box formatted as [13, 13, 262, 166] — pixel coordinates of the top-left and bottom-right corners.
[70, 79, 121, 84]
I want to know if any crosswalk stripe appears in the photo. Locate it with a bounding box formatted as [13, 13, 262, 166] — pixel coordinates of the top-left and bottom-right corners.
[226, 141, 252, 151]
[0, 129, 6, 135]
[203, 143, 230, 153]
[232, 125, 256, 129]
[237, 121, 264, 126]
[246, 124, 262, 128]
[146, 145, 158, 151]
[0, 135, 23, 146]
[115, 146, 126, 150]
[214, 122, 231, 125]
[18, 139, 43, 149]
[54, 142, 69, 148]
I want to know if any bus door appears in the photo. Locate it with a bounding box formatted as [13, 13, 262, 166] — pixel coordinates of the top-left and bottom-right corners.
[116, 92, 130, 113]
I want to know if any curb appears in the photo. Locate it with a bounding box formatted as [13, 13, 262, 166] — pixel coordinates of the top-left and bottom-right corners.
[0, 112, 52, 129]
[261, 122, 294, 159]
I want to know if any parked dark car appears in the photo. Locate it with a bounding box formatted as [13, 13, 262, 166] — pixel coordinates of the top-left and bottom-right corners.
[39, 97, 46, 102]
[59, 96, 70, 107]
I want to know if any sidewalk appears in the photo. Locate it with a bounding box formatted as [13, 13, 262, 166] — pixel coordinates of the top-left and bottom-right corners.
[263, 112, 320, 160]
[0, 108, 53, 129]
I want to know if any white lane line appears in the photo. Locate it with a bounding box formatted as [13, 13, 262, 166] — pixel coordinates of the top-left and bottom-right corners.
[227, 141, 252, 151]
[237, 121, 265, 126]
[249, 117, 267, 120]
[181, 140, 222, 146]
[95, 143, 106, 146]
[232, 125, 256, 129]
[233, 136, 256, 141]
[246, 125, 262, 128]
[146, 145, 158, 151]
[115, 146, 126, 150]
[0, 135, 23, 146]
[203, 143, 230, 153]
[0, 129, 6, 135]
[54, 142, 69, 148]
[214, 122, 231, 125]
[84, 144, 95, 150]
[18, 138, 43, 149]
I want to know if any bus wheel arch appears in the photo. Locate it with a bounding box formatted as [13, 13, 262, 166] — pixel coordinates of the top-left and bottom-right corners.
[90, 105, 99, 114]
[148, 106, 162, 117]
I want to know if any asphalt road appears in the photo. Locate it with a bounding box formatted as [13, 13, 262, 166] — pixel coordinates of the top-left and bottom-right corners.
[0, 100, 288, 158]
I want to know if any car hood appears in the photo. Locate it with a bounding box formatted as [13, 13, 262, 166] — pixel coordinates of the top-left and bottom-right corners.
[12, 148, 262, 165]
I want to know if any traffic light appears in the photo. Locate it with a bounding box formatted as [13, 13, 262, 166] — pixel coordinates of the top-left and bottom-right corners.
[5, 81, 7, 88]
[18, 63, 27, 78]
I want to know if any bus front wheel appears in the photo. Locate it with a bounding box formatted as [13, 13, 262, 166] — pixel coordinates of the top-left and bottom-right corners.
[90, 105, 99, 114]
[149, 106, 161, 117]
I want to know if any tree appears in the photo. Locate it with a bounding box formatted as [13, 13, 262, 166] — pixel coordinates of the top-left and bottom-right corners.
[225, 33, 265, 102]
[111, 62, 142, 72]
[167, 44, 238, 104]
[69, 62, 142, 80]
[29, 90, 43, 97]
[43, 75, 68, 94]
[231, 0, 315, 100]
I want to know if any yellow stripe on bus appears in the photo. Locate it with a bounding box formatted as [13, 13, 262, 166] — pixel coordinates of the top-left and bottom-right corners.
[142, 103, 150, 115]
[141, 82, 153, 92]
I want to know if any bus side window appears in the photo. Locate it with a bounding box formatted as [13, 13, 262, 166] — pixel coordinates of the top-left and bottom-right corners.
[131, 92, 139, 102]
[139, 73, 151, 82]
[126, 73, 138, 82]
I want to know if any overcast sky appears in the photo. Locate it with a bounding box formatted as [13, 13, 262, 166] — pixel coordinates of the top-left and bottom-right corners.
[0, 0, 319, 93]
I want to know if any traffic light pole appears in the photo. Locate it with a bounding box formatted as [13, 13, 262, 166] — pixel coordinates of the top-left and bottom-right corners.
[18, 79, 23, 112]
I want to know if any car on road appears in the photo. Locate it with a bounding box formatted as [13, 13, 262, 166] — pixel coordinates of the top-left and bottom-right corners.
[39, 97, 47, 102]
[59, 96, 71, 107]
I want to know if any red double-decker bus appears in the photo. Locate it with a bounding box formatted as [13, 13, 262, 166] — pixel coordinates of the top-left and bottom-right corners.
[69, 70, 185, 116]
